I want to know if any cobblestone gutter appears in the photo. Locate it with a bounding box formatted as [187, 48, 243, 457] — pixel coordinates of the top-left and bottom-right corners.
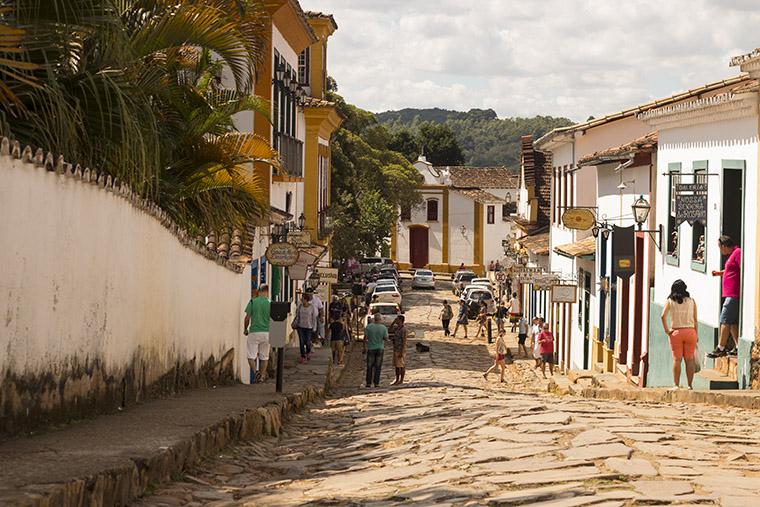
[10, 348, 348, 507]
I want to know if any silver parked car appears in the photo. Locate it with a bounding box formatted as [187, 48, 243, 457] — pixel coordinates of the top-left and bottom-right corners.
[412, 269, 436, 289]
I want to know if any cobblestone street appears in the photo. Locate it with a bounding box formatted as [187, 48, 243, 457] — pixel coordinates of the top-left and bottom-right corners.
[136, 283, 760, 506]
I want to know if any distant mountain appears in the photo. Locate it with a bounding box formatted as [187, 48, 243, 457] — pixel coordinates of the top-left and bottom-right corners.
[376, 108, 573, 169]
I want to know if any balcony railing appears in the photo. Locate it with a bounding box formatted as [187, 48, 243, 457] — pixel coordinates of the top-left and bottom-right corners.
[276, 133, 304, 178]
[318, 207, 332, 240]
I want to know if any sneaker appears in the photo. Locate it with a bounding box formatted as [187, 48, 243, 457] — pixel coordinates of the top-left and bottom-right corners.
[299, 357, 306, 364]
[727, 348, 738, 357]
[707, 348, 727, 358]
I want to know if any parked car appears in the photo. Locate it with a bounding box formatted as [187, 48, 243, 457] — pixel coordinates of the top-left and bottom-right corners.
[466, 289, 495, 319]
[368, 302, 402, 328]
[471, 277, 494, 291]
[376, 279, 399, 292]
[452, 270, 477, 294]
[412, 269, 435, 289]
[372, 284, 403, 306]
[379, 266, 400, 281]
[359, 257, 384, 274]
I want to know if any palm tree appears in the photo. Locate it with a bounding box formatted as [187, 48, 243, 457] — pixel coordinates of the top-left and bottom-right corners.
[0, 0, 278, 232]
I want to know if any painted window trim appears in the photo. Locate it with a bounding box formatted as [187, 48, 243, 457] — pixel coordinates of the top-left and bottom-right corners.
[690, 160, 708, 271]
[426, 198, 439, 222]
[666, 162, 681, 262]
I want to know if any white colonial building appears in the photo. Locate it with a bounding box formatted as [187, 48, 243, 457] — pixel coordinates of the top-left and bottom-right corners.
[392, 156, 519, 275]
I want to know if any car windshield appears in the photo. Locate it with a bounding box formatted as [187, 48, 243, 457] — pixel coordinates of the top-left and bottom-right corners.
[375, 286, 396, 293]
[374, 306, 399, 315]
[416, 270, 433, 276]
[361, 257, 382, 264]
[470, 291, 492, 300]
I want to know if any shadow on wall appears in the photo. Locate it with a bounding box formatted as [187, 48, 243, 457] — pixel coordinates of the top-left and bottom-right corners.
[0, 348, 236, 437]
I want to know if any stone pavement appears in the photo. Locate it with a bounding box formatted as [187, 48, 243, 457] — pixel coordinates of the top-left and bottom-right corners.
[133, 283, 760, 506]
[0, 343, 343, 506]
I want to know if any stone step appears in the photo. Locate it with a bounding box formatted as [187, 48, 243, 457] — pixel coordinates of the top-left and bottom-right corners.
[694, 368, 739, 390]
[714, 356, 738, 379]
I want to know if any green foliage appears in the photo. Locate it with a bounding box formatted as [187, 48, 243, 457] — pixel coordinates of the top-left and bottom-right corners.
[328, 88, 422, 262]
[388, 129, 418, 162]
[377, 107, 573, 168]
[417, 122, 464, 166]
[0, 0, 277, 233]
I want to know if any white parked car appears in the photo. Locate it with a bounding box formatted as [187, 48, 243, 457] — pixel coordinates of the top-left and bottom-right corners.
[471, 277, 494, 291]
[452, 270, 477, 294]
[368, 302, 402, 327]
[465, 288, 496, 318]
[372, 284, 402, 305]
[412, 269, 435, 289]
[376, 279, 399, 291]
[461, 284, 493, 301]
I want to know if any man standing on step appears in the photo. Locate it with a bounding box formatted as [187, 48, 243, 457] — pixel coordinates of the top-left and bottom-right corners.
[243, 284, 271, 383]
[364, 313, 388, 388]
[709, 235, 741, 358]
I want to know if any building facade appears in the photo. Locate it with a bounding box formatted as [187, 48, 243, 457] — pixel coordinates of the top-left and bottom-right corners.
[392, 157, 518, 275]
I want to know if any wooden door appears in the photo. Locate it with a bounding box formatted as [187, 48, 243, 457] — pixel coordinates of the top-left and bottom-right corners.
[409, 227, 429, 268]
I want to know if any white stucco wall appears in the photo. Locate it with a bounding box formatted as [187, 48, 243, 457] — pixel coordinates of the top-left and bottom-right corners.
[0, 156, 250, 428]
[448, 192, 475, 265]
[654, 116, 758, 341]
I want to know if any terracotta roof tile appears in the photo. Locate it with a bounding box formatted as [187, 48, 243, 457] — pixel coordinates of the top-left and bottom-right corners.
[554, 236, 596, 258]
[439, 166, 518, 189]
[518, 232, 550, 256]
[578, 132, 658, 166]
[453, 189, 504, 204]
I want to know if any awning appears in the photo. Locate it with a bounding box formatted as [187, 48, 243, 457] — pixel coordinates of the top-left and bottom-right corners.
[554, 236, 596, 259]
[287, 244, 328, 280]
[511, 218, 549, 236]
[518, 232, 550, 256]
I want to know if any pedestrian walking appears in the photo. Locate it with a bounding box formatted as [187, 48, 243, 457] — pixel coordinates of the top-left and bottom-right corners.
[476, 301, 489, 338]
[364, 313, 388, 388]
[531, 316, 543, 368]
[538, 322, 555, 378]
[483, 330, 510, 383]
[327, 314, 346, 366]
[391, 315, 409, 385]
[661, 280, 698, 390]
[440, 300, 454, 336]
[508, 292, 522, 332]
[517, 316, 529, 357]
[453, 299, 469, 339]
[495, 299, 508, 332]
[243, 284, 271, 383]
[292, 293, 318, 363]
[708, 235, 741, 358]
[306, 287, 325, 345]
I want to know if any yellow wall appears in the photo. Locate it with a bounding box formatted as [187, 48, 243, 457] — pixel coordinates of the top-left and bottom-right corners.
[442, 189, 449, 264]
[474, 201, 484, 267]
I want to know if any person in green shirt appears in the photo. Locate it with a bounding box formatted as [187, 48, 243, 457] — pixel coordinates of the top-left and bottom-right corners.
[244, 284, 271, 383]
[364, 313, 388, 388]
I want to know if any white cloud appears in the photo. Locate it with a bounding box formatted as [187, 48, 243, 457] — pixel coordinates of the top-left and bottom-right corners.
[302, 0, 760, 121]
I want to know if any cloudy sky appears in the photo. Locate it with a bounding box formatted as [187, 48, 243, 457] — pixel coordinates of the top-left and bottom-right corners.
[302, 0, 760, 122]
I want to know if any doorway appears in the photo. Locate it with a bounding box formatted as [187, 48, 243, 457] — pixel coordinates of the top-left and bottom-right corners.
[409, 226, 429, 268]
[721, 162, 745, 343]
[582, 269, 591, 369]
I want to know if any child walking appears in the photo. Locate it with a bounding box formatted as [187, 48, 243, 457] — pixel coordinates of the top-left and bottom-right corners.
[483, 330, 510, 383]
[538, 322, 555, 379]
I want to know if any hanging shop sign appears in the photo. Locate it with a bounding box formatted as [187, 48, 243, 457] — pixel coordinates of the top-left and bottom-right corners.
[316, 267, 339, 284]
[561, 208, 596, 231]
[288, 230, 311, 248]
[513, 266, 543, 283]
[612, 225, 635, 280]
[675, 183, 708, 226]
[552, 284, 577, 303]
[533, 273, 561, 290]
[265, 242, 299, 267]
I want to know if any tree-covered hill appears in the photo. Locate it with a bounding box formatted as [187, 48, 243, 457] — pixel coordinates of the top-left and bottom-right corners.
[376, 108, 573, 169]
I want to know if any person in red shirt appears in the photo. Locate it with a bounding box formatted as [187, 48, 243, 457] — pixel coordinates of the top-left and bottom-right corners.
[538, 322, 555, 379]
[708, 235, 741, 358]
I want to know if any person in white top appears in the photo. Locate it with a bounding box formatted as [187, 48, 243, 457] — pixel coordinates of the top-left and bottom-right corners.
[531, 316, 543, 369]
[660, 279, 699, 390]
[508, 292, 521, 332]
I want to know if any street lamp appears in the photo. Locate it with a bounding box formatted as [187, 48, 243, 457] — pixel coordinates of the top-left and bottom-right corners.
[274, 62, 285, 83]
[631, 195, 651, 229]
[289, 72, 298, 94]
[282, 69, 292, 89]
[298, 212, 306, 231]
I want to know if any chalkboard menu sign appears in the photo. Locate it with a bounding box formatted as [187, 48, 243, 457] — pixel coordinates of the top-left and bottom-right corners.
[675, 183, 707, 226]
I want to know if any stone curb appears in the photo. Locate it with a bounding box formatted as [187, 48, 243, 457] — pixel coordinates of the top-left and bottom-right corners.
[553, 382, 760, 411]
[13, 347, 353, 507]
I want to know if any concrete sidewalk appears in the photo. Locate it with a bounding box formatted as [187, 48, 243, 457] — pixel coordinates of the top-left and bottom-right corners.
[0, 343, 347, 506]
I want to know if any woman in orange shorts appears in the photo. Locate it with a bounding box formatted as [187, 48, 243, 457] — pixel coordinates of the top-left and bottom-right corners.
[660, 280, 699, 390]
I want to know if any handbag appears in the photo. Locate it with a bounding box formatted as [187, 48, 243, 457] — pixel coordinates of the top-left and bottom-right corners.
[693, 343, 702, 373]
[291, 306, 299, 330]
